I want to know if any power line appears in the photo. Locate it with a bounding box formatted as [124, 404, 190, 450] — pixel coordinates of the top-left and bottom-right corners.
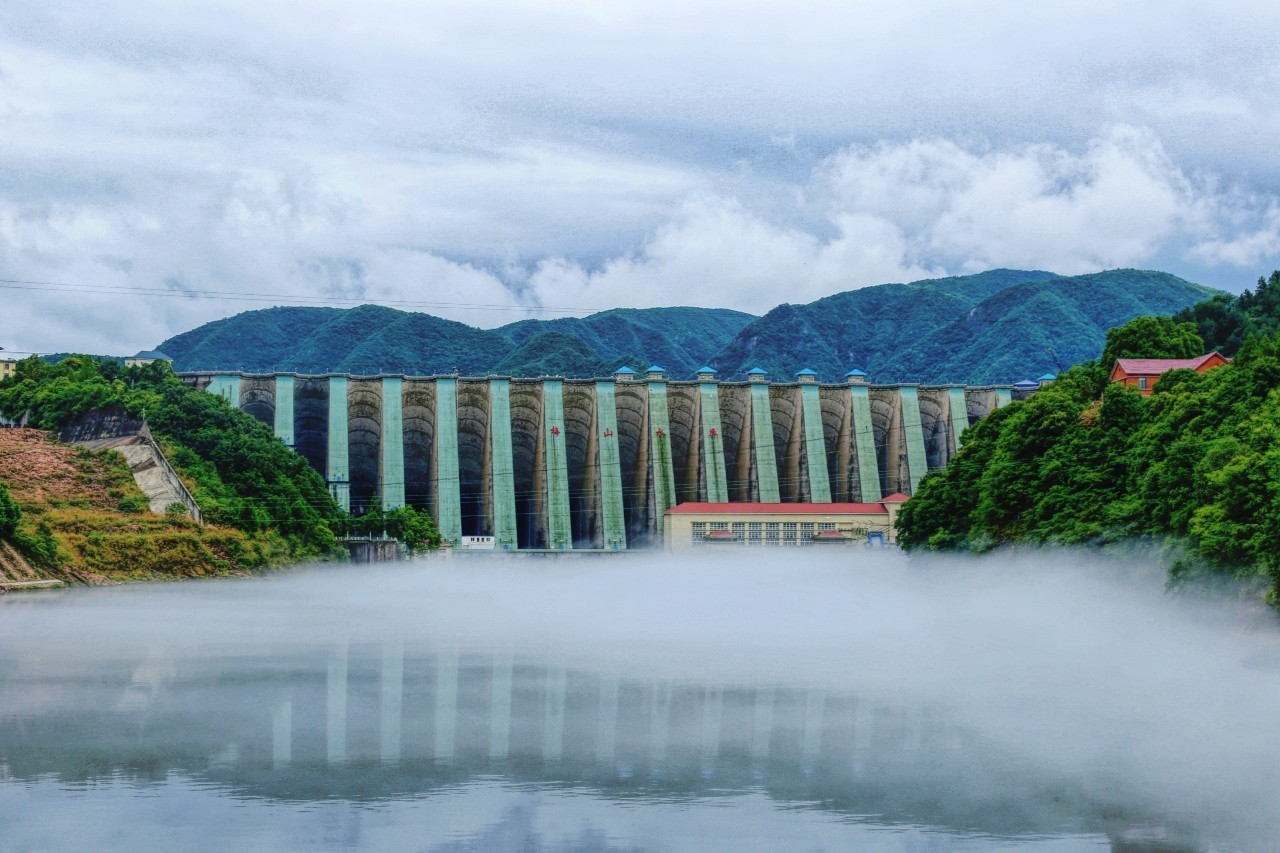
[0, 277, 604, 315]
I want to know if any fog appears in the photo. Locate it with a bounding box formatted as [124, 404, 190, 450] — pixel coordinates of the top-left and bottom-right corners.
[2, 550, 1278, 850]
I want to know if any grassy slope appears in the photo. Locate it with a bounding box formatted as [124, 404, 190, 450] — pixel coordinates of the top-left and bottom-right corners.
[0, 429, 286, 584]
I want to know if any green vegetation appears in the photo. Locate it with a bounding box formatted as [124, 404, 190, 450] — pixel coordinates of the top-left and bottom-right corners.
[345, 505, 441, 554]
[0, 356, 343, 559]
[1100, 315, 1203, 371]
[897, 305, 1280, 604]
[0, 482, 20, 539]
[158, 304, 752, 378]
[1174, 270, 1280, 356]
[152, 268, 1214, 383]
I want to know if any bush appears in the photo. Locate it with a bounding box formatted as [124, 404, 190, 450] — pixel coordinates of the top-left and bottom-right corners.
[165, 502, 189, 517]
[0, 482, 19, 539]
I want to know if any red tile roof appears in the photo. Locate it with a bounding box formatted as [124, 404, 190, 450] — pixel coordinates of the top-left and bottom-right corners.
[666, 502, 889, 515]
[879, 492, 911, 503]
[1114, 353, 1229, 375]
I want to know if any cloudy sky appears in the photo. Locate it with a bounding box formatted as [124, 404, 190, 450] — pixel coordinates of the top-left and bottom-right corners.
[3, 0, 1280, 355]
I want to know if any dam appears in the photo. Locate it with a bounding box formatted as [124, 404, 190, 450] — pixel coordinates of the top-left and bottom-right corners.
[183, 367, 1015, 549]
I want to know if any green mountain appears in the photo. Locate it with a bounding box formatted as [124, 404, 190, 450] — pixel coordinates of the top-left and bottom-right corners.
[499, 307, 754, 377]
[710, 270, 1062, 380]
[156, 268, 1218, 382]
[160, 304, 752, 376]
[875, 270, 1220, 384]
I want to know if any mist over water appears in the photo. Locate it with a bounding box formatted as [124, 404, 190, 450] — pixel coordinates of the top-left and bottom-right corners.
[2, 551, 1278, 851]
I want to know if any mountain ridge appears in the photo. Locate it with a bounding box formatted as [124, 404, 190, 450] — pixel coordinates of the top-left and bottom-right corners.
[156, 268, 1222, 383]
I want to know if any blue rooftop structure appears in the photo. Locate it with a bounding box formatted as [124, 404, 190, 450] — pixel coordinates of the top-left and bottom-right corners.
[614, 366, 636, 374]
[646, 365, 665, 373]
[746, 367, 767, 375]
[695, 366, 716, 375]
[1038, 373, 1057, 381]
[845, 369, 867, 377]
[1014, 379, 1040, 390]
[795, 368, 817, 376]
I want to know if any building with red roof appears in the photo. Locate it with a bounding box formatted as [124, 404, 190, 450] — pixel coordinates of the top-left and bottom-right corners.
[664, 497, 908, 550]
[1110, 352, 1231, 395]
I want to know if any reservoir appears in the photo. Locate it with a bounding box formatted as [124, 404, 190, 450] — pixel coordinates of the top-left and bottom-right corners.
[1, 552, 1277, 851]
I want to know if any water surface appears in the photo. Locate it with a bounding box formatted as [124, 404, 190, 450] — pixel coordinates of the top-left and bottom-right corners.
[2, 551, 1278, 851]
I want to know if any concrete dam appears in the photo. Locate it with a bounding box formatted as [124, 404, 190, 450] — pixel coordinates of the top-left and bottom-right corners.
[184, 368, 1014, 550]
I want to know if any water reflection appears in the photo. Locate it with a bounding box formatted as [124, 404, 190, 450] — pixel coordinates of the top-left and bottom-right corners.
[1, 553, 1276, 851]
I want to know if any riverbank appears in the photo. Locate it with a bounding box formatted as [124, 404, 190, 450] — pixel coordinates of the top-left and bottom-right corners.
[0, 428, 291, 584]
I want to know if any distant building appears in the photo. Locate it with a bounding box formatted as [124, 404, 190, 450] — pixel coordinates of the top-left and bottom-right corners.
[125, 350, 173, 368]
[0, 358, 16, 382]
[1110, 352, 1231, 395]
[664, 495, 909, 551]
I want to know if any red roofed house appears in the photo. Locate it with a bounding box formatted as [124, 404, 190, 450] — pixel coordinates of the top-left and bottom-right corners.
[664, 494, 909, 550]
[1110, 352, 1231, 395]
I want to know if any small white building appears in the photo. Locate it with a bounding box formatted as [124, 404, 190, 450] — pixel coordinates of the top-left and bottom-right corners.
[125, 350, 173, 368]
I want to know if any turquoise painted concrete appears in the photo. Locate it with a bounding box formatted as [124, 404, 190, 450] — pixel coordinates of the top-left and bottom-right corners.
[698, 382, 728, 503]
[542, 380, 572, 549]
[800, 384, 831, 502]
[595, 382, 627, 550]
[381, 377, 405, 510]
[995, 388, 1013, 408]
[327, 376, 350, 512]
[489, 379, 518, 549]
[849, 385, 881, 502]
[749, 383, 780, 502]
[434, 378, 462, 546]
[899, 386, 929, 494]
[948, 386, 969, 452]
[273, 375, 294, 446]
[647, 382, 677, 538]
[207, 374, 241, 408]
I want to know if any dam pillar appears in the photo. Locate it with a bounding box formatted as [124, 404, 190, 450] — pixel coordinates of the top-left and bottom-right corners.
[489, 379, 518, 550]
[381, 377, 405, 510]
[327, 376, 350, 512]
[947, 385, 968, 455]
[595, 381, 627, 550]
[697, 369, 729, 503]
[798, 371, 831, 502]
[899, 385, 929, 493]
[207, 373, 241, 408]
[543, 379, 573, 549]
[748, 374, 781, 502]
[848, 380, 881, 502]
[273, 375, 294, 446]
[434, 378, 462, 546]
[647, 378, 677, 540]
[995, 386, 1013, 408]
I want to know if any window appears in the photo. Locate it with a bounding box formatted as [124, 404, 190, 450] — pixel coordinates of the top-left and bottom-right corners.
[765, 522, 780, 544]
[782, 522, 798, 544]
[711, 521, 729, 531]
[818, 522, 835, 531]
[748, 522, 762, 545]
[1138, 377, 1148, 390]
[691, 522, 707, 546]
[731, 522, 745, 540]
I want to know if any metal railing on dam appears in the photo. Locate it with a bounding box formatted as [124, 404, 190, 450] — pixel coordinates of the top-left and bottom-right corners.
[181, 368, 1016, 549]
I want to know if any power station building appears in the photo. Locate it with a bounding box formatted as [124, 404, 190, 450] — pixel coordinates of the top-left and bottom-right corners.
[663, 494, 909, 550]
[184, 367, 1012, 551]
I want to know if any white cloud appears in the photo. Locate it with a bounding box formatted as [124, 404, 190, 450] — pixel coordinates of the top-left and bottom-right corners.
[2, 1, 1280, 353]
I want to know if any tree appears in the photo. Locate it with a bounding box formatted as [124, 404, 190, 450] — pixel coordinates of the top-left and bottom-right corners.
[1101, 316, 1204, 372]
[0, 482, 20, 539]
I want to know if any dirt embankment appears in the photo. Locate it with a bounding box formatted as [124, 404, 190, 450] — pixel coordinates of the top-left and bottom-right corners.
[0, 429, 286, 584]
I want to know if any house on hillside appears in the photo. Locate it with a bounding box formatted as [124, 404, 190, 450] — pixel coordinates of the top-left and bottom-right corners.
[124, 351, 173, 368]
[1110, 352, 1231, 395]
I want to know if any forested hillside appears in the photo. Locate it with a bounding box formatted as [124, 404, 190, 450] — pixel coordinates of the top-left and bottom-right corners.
[156, 268, 1217, 383]
[896, 307, 1280, 605]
